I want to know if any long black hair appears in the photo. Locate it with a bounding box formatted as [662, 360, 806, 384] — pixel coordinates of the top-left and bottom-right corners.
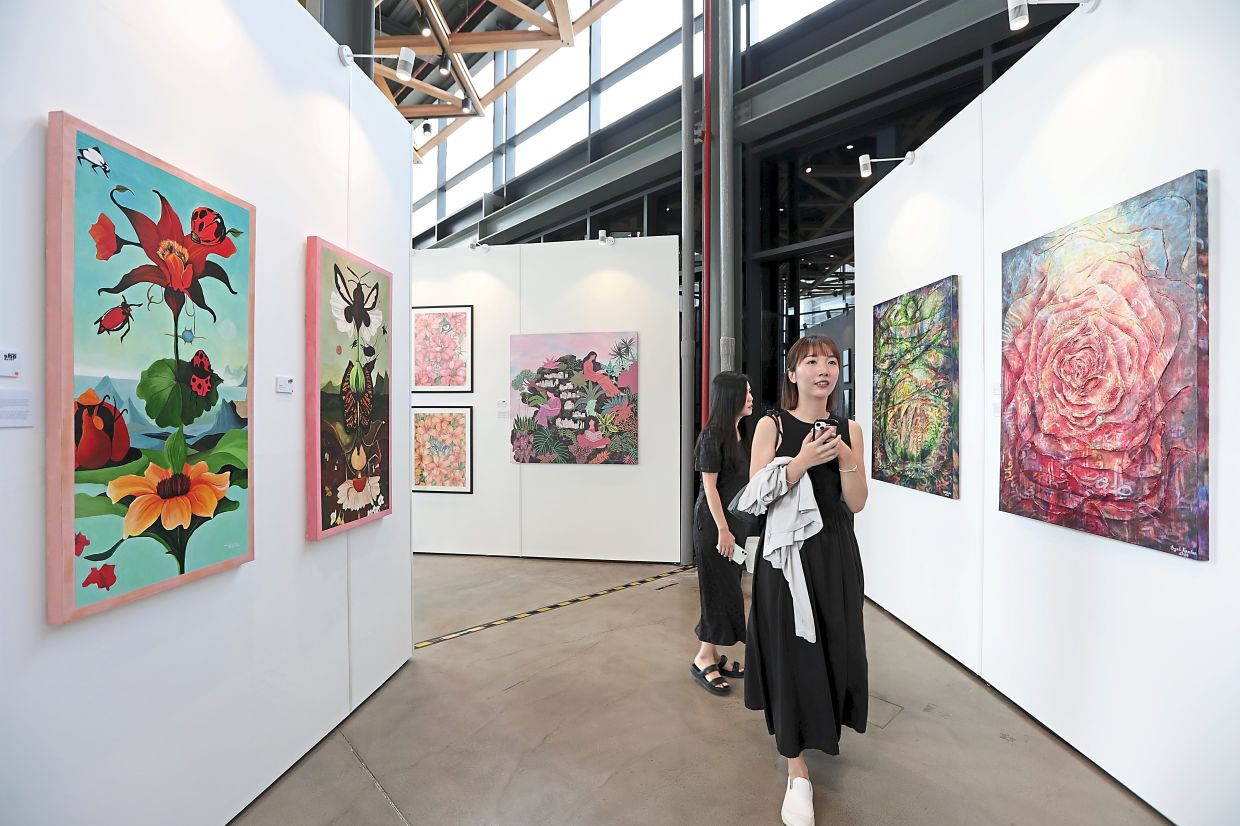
[695, 371, 750, 473]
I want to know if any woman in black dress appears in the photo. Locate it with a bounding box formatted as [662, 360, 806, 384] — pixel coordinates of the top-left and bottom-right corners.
[689, 372, 754, 695]
[745, 336, 869, 826]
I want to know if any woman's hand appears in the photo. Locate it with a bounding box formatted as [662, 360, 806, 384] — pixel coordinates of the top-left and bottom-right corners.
[797, 426, 840, 468]
[717, 527, 736, 559]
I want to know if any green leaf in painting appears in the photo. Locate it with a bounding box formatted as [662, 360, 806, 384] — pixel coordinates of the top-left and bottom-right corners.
[74, 492, 128, 518]
[136, 358, 220, 428]
[83, 537, 126, 562]
[165, 427, 188, 472]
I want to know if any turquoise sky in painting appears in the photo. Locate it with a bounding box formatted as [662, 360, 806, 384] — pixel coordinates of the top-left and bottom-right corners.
[72, 129, 252, 382]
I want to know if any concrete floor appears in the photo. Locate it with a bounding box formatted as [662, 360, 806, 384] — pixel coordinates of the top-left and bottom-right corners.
[231, 554, 1167, 826]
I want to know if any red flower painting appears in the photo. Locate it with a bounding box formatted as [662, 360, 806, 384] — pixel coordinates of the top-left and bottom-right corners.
[96, 187, 239, 328]
[82, 564, 118, 590]
[1000, 171, 1209, 560]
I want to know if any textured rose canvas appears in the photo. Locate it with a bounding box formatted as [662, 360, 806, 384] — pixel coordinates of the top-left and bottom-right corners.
[1000, 171, 1208, 560]
[872, 275, 959, 498]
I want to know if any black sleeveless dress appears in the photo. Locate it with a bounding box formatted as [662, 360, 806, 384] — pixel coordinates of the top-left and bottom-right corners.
[744, 411, 868, 757]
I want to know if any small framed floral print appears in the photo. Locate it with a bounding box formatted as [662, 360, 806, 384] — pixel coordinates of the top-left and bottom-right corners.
[411, 305, 473, 393]
[412, 406, 473, 494]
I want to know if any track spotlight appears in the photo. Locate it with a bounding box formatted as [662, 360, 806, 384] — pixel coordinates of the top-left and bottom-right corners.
[337, 45, 416, 82]
[598, 230, 615, 247]
[1007, 0, 1100, 32]
[859, 151, 915, 178]
[469, 240, 490, 252]
[416, 14, 432, 37]
[438, 54, 451, 76]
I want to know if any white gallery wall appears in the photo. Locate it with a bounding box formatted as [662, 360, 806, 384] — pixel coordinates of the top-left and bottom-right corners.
[411, 237, 682, 563]
[855, 1, 1239, 823]
[854, 100, 986, 672]
[0, 3, 413, 825]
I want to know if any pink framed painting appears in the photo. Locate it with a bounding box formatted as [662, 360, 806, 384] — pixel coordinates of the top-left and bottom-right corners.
[306, 237, 394, 539]
[46, 111, 255, 624]
[412, 406, 473, 493]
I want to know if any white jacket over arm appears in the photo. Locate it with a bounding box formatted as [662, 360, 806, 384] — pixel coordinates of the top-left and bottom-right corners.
[730, 457, 823, 643]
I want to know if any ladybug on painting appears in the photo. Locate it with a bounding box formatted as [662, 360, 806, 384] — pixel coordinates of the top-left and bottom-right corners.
[94, 298, 142, 342]
[188, 349, 214, 398]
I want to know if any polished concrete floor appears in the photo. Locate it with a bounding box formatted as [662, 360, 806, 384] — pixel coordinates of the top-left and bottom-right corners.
[231, 554, 1167, 826]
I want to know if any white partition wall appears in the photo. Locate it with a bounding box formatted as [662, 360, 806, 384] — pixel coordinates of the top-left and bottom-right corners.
[0, 3, 413, 825]
[854, 100, 986, 672]
[411, 237, 681, 563]
[855, 2, 1240, 823]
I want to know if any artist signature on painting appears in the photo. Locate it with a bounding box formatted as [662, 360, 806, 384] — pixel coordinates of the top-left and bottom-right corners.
[1168, 544, 1191, 557]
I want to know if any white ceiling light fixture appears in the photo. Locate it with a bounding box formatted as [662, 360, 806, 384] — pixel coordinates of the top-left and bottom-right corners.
[338, 45, 417, 82]
[598, 230, 616, 247]
[1007, 0, 1100, 32]
[858, 151, 915, 179]
[469, 240, 491, 252]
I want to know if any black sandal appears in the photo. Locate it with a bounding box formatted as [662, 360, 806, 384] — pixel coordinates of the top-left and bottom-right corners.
[718, 654, 745, 679]
[690, 661, 731, 695]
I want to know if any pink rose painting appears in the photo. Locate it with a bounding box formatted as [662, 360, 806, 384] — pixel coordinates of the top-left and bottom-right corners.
[1000, 171, 1209, 560]
[412, 407, 472, 493]
[412, 305, 472, 391]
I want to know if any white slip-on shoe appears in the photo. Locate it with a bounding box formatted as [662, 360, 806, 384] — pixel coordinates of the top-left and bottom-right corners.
[781, 776, 814, 826]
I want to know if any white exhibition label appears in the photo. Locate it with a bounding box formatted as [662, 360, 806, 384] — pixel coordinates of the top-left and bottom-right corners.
[0, 349, 21, 378]
[496, 400, 510, 419]
[0, 388, 34, 427]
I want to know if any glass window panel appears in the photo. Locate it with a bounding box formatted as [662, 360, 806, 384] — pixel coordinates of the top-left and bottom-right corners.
[444, 165, 491, 216]
[513, 41, 589, 132]
[412, 144, 438, 201]
[461, 54, 496, 99]
[514, 103, 587, 176]
[599, 31, 700, 128]
[753, 0, 837, 42]
[599, 0, 683, 76]
[445, 113, 493, 178]
[412, 199, 437, 237]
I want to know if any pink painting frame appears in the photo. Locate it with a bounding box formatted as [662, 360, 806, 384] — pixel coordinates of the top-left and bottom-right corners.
[305, 236, 394, 540]
[45, 111, 256, 625]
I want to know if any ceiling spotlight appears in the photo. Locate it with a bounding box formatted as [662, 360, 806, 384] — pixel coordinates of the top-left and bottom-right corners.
[416, 14, 432, 37]
[438, 54, 451, 76]
[805, 166, 813, 174]
[859, 150, 915, 178]
[598, 230, 616, 247]
[1007, 0, 1100, 32]
[337, 44, 417, 83]
[469, 240, 490, 252]
[845, 144, 854, 150]
[395, 47, 415, 82]
[421, 121, 433, 135]
[461, 96, 472, 113]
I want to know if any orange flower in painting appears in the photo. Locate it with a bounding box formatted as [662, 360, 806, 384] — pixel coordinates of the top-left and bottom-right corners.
[107, 461, 231, 538]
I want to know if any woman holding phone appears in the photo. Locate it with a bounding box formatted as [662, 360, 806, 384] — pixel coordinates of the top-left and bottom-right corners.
[744, 335, 869, 826]
[689, 372, 754, 695]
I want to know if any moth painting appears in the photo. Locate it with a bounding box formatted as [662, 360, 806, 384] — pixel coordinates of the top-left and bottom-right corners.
[306, 237, 393, 538]
[411, 305, 472, 392]
[1001, 171, 1209, 560]
[412, 406, 472, 493]
[510, 332, 638, 465]
[871, 275, 960, 498]
[46, 111, 254, 623]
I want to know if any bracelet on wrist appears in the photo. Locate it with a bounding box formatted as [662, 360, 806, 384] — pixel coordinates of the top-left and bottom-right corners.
[840, 464, 859, 473]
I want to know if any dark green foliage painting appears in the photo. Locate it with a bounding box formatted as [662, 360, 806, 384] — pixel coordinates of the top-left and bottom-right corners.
[871, 275, 959, 498]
